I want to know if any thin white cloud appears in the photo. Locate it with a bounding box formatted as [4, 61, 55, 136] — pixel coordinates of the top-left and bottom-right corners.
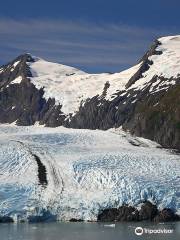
[0, 19, 178, 72]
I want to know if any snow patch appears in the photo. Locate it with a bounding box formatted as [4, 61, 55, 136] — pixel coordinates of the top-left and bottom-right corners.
[13, 61, 20, 68]
[28, 58, 140, 115]
[10, 76, 23, 85]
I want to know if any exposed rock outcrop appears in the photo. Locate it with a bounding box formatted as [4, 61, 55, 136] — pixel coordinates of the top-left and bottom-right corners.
[154, 208, 180, 222]
[97, 201, 180, 222]
[0, 54, 65, 126]
[139, 202, 158, 221]
[97, 206, 139, 222]
[0, 216, 14, 223]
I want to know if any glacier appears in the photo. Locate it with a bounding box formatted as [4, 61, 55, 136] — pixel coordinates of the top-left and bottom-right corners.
[0, 124, 179, 222]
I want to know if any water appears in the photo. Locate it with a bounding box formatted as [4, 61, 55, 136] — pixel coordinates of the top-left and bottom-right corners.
[0, 222, 180, 240]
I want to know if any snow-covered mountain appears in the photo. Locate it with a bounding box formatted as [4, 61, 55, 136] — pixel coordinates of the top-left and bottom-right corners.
[0, 124, 179, 222]
[0, 35, 180, 149]
[0, 36, 180, 223]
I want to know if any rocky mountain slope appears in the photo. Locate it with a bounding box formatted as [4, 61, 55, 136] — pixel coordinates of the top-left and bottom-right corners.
[0, 35, 180, 150]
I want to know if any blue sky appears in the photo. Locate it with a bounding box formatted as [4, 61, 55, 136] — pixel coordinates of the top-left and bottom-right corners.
[0, 0, 179, 72]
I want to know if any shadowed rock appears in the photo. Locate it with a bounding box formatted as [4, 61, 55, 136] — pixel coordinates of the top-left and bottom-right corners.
[97, 201, 180, 222]
[69, 218, 83, 222]
[0, 216, 14, 223]
[97, 205, 139, 222]
[154, 208, 180, 222]
[139, 201, 158, 221]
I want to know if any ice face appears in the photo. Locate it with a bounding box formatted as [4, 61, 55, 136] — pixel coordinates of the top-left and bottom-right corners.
[0, 124, 179, 221]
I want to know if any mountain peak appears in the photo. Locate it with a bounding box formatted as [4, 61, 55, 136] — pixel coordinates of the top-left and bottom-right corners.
[0, 35, 180, 150]
[13, 53, 35, 63]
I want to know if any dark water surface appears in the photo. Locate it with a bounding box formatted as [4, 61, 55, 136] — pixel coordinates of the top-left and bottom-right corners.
[0, 222, 180, 240]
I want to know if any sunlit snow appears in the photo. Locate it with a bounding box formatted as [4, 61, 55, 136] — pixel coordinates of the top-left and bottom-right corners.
[10, 76, 23, 85]
[28, 58, 140, 115]
[25, 35, 180, 116]
[129, 36, 180, 91]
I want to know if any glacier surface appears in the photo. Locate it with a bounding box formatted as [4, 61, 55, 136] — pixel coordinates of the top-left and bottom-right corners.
[0, 125, 179, 221]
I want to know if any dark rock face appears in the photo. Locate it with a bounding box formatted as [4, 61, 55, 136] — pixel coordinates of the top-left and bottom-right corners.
[0, 54, 33, 89]
[154, 208, 180, 222]
[97, 206, 139, 222]
[66, 96, 114, 130]
[0, 54, 65, 126]
[123, 79, 180, 150]
[139, 202, 158, 221]
[97, 202, 179, 222]
[0, 216, 14, 223]
[125, 40, 162, 88]
[69, 218, 83, 222]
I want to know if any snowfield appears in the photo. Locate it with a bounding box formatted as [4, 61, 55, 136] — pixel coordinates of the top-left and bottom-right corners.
[0, 125, 179, 222]
[23, 35, 180, 116]
[28, 58, 140, 115]
[129, 35, 180, 92]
